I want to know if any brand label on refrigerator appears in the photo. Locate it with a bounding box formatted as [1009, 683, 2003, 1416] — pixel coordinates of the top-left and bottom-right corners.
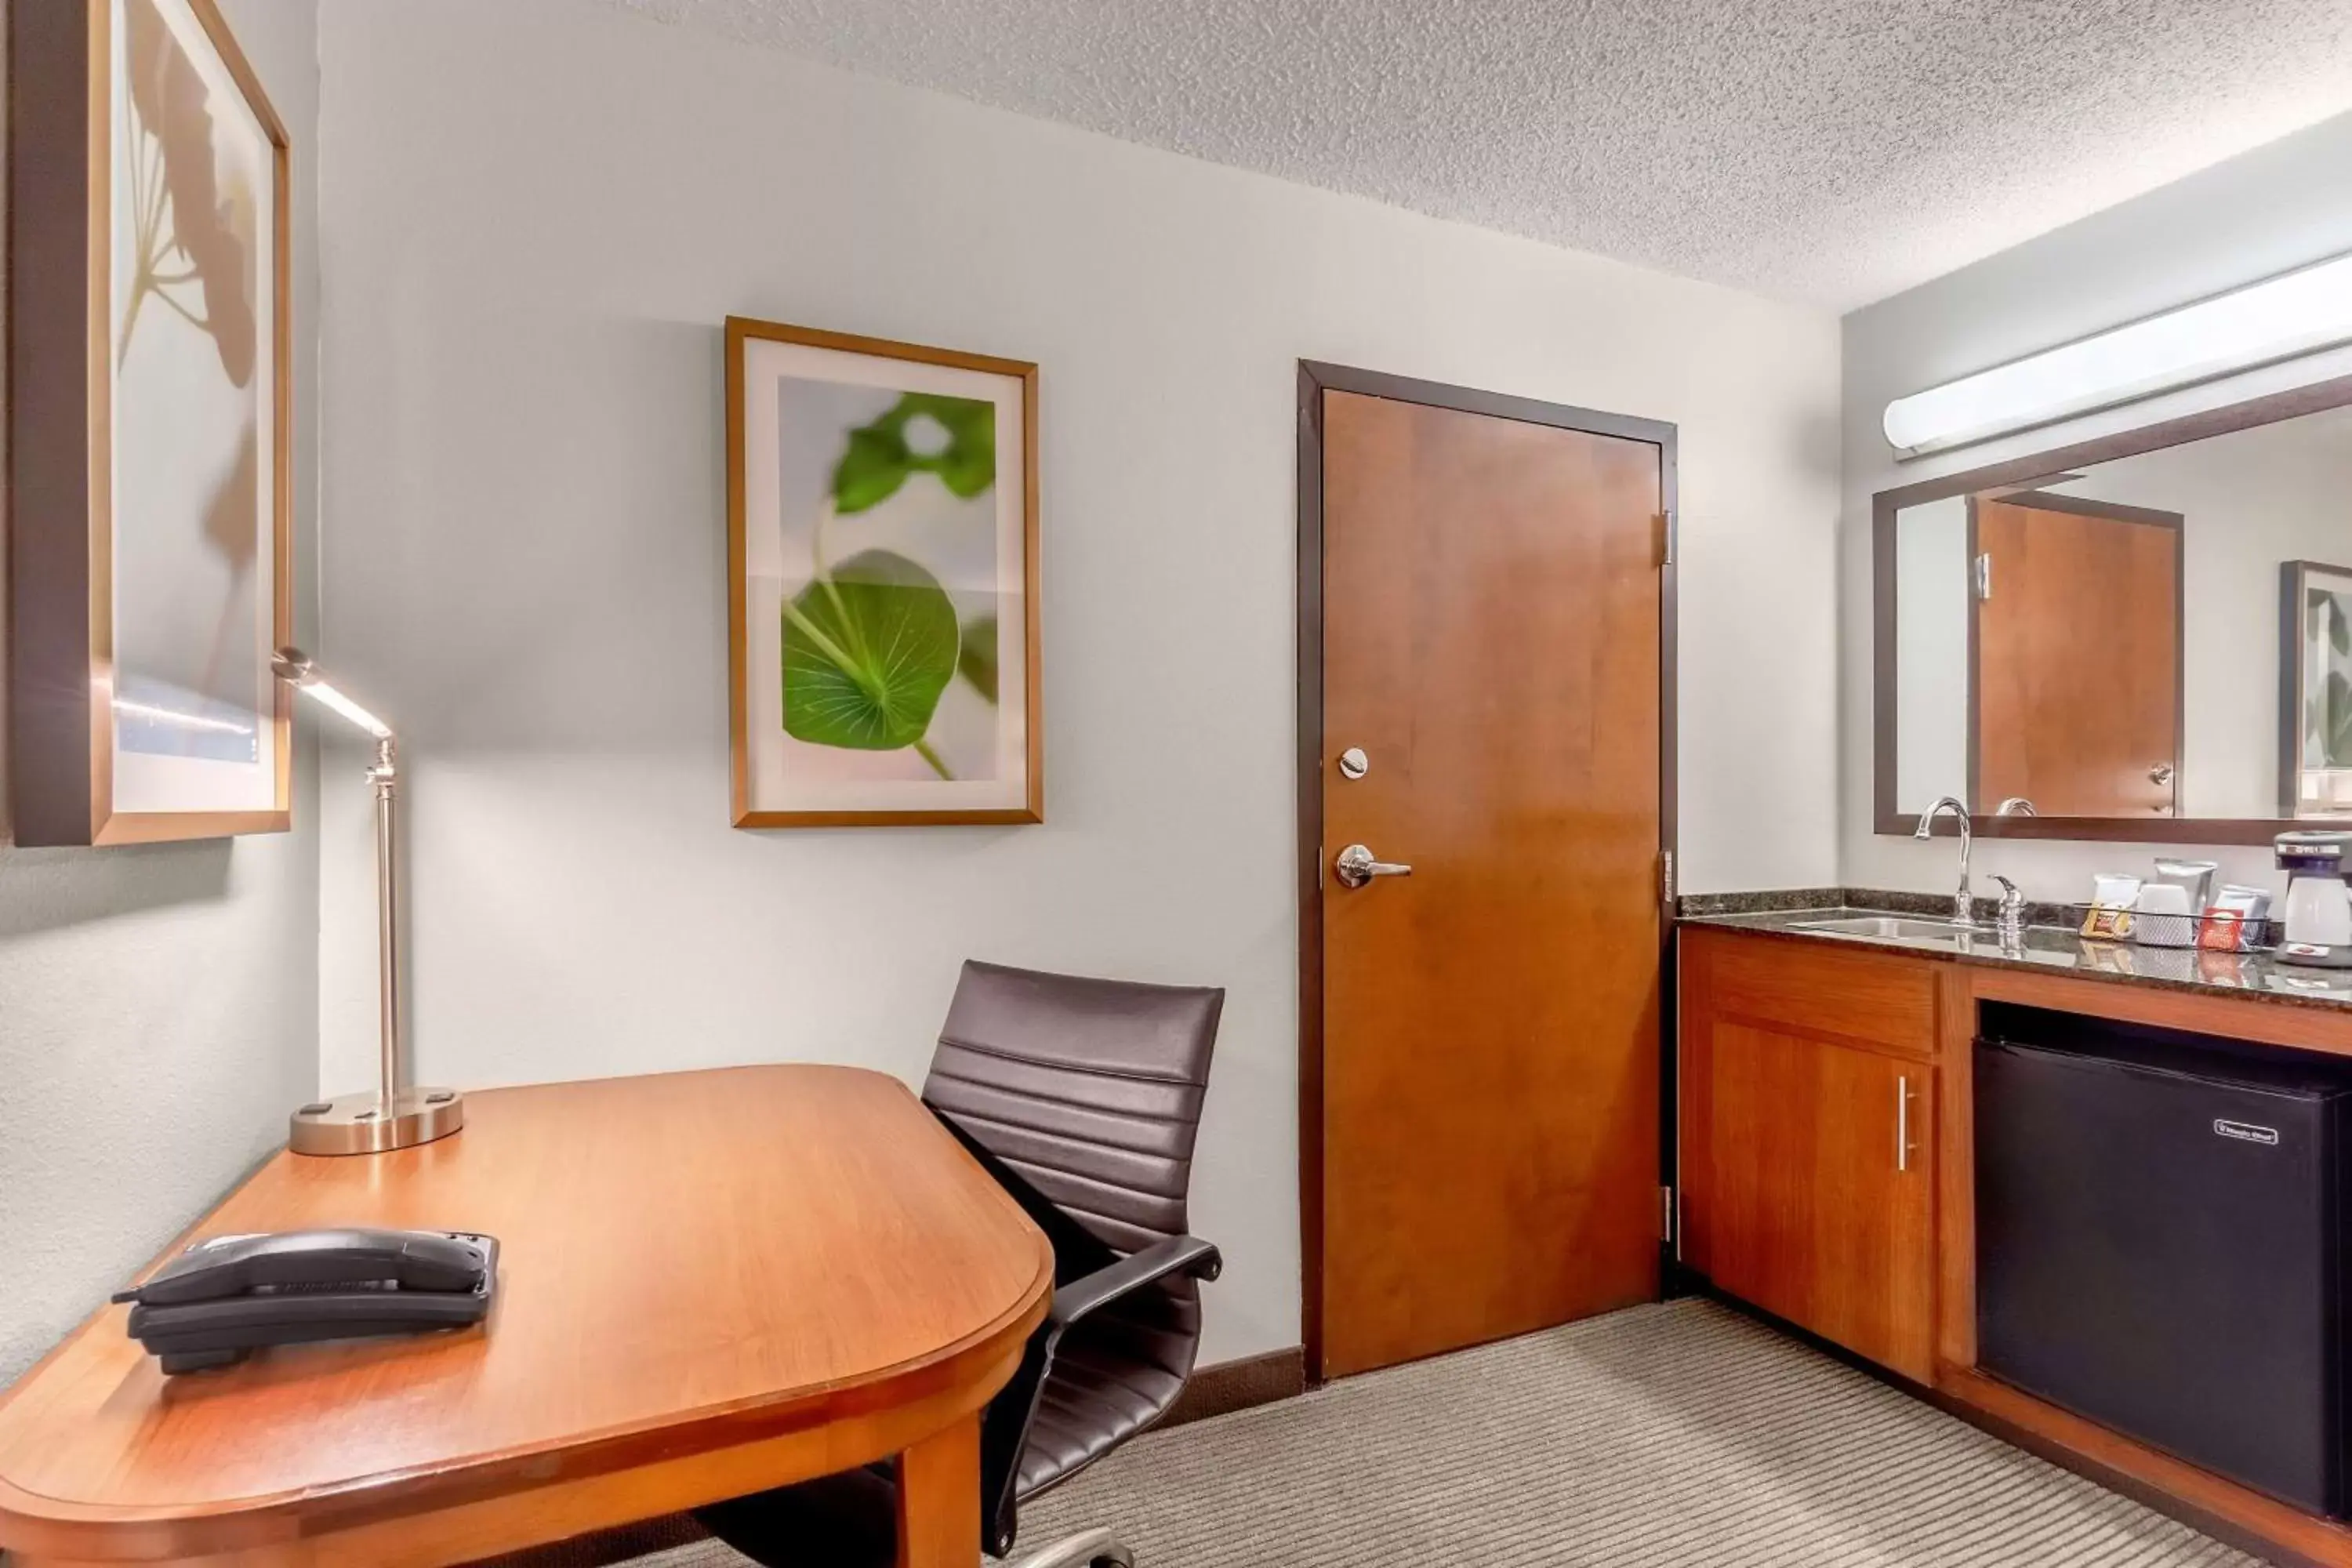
[2213, 1119, 2280, 1145]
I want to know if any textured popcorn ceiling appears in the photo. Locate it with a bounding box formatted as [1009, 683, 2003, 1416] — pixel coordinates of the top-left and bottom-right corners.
[606, 0, 2352, 309]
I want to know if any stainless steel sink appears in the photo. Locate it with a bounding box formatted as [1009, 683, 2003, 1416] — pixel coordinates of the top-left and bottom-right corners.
[1788, 914, 1980, 942]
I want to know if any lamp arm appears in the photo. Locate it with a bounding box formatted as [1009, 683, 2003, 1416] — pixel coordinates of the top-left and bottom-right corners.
[270, 649, 462, 1157]
[369, 736, 401, 1118]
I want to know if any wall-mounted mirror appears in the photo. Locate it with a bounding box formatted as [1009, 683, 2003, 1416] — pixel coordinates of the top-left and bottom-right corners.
[1875, 380, 2352, 842]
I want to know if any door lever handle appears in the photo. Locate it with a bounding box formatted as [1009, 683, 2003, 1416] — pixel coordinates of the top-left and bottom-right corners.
[1334, 844, 1412, 889]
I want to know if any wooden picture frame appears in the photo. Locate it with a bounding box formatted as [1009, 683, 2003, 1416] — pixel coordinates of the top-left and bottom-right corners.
[7, 0, 294, 845]
[724, 317, 1042, 828]
[2280, 559, 2352, 819]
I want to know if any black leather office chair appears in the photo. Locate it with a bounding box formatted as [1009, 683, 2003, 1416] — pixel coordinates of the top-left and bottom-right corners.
[698, 960, 1226, 1568]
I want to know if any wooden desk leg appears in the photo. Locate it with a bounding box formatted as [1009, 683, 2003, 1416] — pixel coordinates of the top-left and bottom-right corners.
[897, 1411, 982, 1568]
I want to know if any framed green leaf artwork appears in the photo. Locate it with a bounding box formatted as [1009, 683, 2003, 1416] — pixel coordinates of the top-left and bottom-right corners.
[2282, 560, 2352, 818]
[725, 318, 1042, 826]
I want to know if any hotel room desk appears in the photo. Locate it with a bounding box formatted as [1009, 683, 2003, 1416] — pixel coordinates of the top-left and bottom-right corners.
[0, 1065, 1054, 1568]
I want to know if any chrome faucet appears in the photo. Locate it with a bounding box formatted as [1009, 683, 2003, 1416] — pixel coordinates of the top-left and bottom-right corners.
[1990, 874, 2027, 948]
[1914, 796, 1976, 926]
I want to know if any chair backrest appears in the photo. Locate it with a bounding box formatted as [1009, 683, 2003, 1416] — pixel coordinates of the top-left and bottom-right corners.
[923, 960, 1222, 1258]
[922, 960, 1224, 1555]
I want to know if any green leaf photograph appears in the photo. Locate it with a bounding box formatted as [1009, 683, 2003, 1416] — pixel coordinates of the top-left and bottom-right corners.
[728, 318, 1040, 826]
[782, 550, 961, 772]
[831, 393, 997, 515]
[2306, 581, 2352, 770]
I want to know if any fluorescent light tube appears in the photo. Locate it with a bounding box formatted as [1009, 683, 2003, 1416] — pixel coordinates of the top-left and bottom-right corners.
[271, 647, 394, 739]
[296, 679, 394, 739]
[1883, 250, 2352, 456]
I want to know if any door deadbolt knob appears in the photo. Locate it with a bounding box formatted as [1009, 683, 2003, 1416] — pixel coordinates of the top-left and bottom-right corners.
[1334, 844, 1413, 888]
[1338, 747, 1370, 780]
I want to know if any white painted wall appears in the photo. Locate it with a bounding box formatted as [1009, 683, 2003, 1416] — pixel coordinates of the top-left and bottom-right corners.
[313, 0, 1840, 1363]
[1842, 110, 2352, 904]
[0, 0, 321, 1383]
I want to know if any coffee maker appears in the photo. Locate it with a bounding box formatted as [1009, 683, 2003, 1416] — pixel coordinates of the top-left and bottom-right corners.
[2274, 830, 2352, 967]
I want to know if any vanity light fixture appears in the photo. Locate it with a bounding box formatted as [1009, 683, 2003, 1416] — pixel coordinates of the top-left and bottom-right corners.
[1883, 249, 2352, 457]
[273, 648, 465, 1156]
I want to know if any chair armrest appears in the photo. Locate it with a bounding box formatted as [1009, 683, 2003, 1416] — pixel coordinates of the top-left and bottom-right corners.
[1048, 1234, 1222, 1329]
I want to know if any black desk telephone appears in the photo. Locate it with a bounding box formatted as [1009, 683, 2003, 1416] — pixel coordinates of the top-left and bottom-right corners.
[113, 1228, 498, 1374]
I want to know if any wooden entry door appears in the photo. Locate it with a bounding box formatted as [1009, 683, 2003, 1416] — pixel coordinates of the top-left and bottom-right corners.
[1972, 492, 2182, 817]
[1302, 366, 1672, 1381]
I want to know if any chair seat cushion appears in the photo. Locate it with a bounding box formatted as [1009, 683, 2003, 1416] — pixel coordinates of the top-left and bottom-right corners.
[1018, 1319, 1192, 1498]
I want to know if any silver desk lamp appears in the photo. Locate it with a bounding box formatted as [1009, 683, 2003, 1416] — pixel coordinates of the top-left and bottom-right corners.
[274, 648, 465, 1156]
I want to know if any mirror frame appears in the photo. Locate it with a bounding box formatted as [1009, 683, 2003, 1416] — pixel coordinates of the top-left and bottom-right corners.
[1872, 372, 2352, 842]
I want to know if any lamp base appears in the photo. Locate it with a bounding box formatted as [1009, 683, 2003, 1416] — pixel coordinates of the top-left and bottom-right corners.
[289, 1087, 466, 1156]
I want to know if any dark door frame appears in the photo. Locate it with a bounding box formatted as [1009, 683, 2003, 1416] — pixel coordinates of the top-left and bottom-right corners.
[1294, 360, 1682, 1382]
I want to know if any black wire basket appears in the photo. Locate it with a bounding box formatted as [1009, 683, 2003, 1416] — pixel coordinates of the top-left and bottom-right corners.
[2068, 904, 2278, 952]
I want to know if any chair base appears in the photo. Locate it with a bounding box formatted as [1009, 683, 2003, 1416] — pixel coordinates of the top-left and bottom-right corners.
[1006, 1526, 1134, 1568]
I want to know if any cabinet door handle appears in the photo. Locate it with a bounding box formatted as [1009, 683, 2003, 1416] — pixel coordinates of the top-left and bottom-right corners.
[1896, 1075, 1912, 1172]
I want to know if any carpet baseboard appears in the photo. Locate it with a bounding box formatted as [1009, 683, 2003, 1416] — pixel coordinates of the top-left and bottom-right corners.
[1163, 1345, 1306, 1428]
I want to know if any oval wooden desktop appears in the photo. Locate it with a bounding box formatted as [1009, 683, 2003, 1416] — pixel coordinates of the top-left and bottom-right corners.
[0, 1066, 1054, 1567]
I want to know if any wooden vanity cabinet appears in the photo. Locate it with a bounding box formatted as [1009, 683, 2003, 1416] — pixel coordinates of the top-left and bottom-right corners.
[1679, 926, 2352, 1566]
[1679, 927, 1940, 1381]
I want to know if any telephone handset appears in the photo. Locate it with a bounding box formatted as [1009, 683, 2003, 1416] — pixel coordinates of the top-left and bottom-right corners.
[114, 1228, 498, 1373]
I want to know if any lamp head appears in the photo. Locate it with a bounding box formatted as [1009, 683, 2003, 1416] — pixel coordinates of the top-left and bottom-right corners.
[273, 645, 394, 740]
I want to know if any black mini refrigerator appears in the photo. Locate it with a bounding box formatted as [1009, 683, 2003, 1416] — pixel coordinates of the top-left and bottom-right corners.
[1976, 1007, 2352, 1516]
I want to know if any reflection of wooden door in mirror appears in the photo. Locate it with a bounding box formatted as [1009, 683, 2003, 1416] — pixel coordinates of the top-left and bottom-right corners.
[1971, 493, 2182, 817]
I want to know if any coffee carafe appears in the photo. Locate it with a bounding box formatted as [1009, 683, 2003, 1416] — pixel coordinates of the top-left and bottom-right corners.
[2275, 830, 2352, 967]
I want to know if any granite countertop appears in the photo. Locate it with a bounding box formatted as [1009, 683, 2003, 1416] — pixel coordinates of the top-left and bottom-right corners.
[1679, 889, 2352, 1014]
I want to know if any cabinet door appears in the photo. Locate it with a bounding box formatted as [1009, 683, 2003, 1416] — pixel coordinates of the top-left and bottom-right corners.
[1708, 1020, 1935, 1381]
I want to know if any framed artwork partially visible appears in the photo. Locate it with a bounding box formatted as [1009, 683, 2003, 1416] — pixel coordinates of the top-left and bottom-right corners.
[7, 0, 293, 845]
[724, 317, 1042, 827]
[2281, 560, 2352, 818]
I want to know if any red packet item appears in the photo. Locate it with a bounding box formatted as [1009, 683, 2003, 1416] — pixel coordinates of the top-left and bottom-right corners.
[2197, 885, 2272, 953]
[2198, 909, 2248, 952]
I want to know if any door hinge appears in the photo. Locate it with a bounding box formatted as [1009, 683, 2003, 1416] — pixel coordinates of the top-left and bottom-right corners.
[1661, 848, 1676, 906]
[1973, 552, 1992, 601]
[1660, 1185, 1676, 1243]
[1659, 510, 1678, 568]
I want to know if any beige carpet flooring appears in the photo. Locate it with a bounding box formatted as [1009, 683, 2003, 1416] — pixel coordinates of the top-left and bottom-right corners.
[564, 1298, 2261, 1566]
